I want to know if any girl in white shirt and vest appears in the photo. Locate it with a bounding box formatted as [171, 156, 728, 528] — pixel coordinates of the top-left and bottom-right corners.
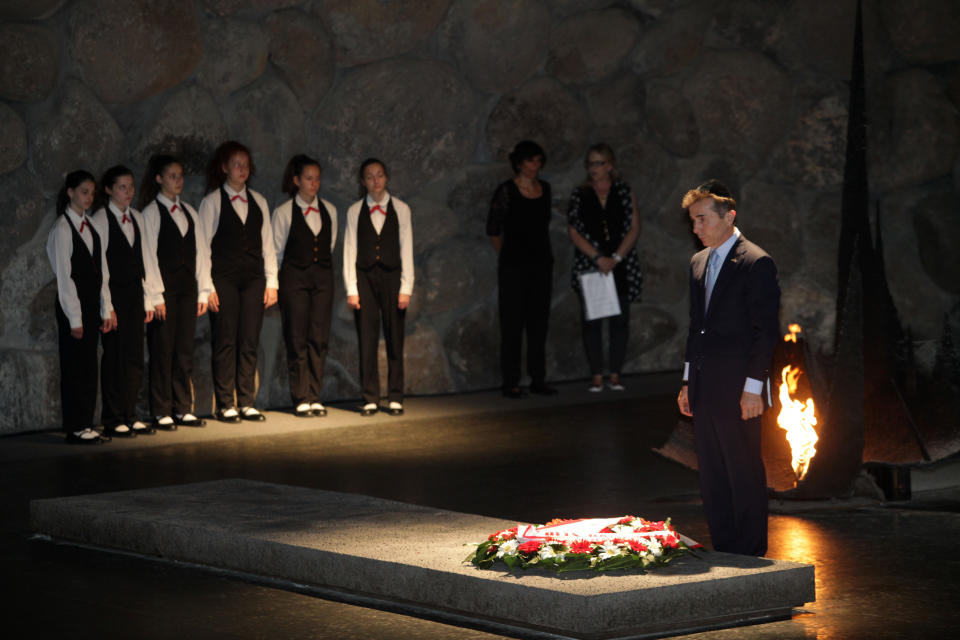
[343, 158, 414, 416]
[139, 155, 213, 430]
[91, 165, 164, 438]
[199, 141, 278, 423]
[46, 170, 117, 444]
[272, 155, 338, 418]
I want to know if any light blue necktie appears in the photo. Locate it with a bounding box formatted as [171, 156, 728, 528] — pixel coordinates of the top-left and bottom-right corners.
[705, 250, 722, 309]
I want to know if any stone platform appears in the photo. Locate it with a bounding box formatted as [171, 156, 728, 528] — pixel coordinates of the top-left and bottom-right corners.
[30, 479, 814, 640]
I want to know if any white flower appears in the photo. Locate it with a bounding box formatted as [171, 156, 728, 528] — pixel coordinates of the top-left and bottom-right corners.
[540, 546, 565, 562]
[496, 539, 518, 558]
[647, 539, 663, 556]
[598, 541, 622, 560]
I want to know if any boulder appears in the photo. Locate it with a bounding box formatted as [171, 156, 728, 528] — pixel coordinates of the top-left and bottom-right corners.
[265, 10, 335, 111]
[0, 0, 66, 20]
[626, 305, 679, 359]
[637, 223, 688, 306]
[768, 93, 847, 189]
[486, 77, 589, 167]
[617, 137, 680, 224]
[738, 181, 803, 278]
[756, 0, 897, 83]
[879, 0, 960, 65]
[911, 188, 960, 295]
[546, 289, 587, 380]
[29, 79, 124, 185]
[645, 83, 698, 157]
[0, 104, 27, 174]
[549, 0, 617, 17]
[548, 7, 641, 85]
[585, 74, 647, 131]
[878, 184, 957, 339]
[407, 196, 458, 255]
[68, 0, 201, 103]
[802, 190, 842, 296]
[194, 18, 269, 97]
[199, 0, 302, 16]
[683, 51, 792, 172]
[445, 163, 514, 239]
[443, 301, 501, 390]
[0, 168, 46, 282]
[402, 324, 455, 395]
[132, 85, 228, 176]
[223, 73, 305, 204]
[868, 70, 960, 192]
[625, 0, 694, 19]
[420, 237, 497, 315]
[0, 23, 58, 102]
[308, 59, 477, 197]
[0, 349, 60, 434]
[438, 0, 550, 94]
[314, 0, 452, 67]
[630, 6, 709, 78]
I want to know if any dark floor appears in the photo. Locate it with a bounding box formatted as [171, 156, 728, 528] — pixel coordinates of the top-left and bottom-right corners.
[3, 379, 959, 639]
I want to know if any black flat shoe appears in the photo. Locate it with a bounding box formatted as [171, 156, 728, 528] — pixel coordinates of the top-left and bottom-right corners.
[131, 421, 156, 435]
[65, 430, 107, 445]
[216, 409, 241, 424]
[359, 404, 378, 416]
[502, 387, 525, 399]
[154, 417, 178, 431]
[105, 425, 136, 438]
[311, 407, 327, 417]
[241, 409, 266, 422]
[530, 383, 558, 396]
[295, 407, 313, 418]
[176, 414, 206, 427]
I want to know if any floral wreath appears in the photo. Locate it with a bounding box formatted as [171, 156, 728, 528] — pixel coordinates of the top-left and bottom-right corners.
[466, 516, 700, 573]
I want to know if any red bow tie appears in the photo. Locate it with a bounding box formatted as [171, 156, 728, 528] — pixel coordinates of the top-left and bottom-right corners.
[370, 204, 385, 215]
[231, 194, 247, 203]
[79, 219, 88, 233]
[304, 206, 318, 215]
[170, 204, 179, 213]
[121, 214, 130, 224]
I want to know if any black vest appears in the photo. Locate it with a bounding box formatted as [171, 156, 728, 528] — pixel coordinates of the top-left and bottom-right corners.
[156, 199, 197, 295]
[211, 187, 264, 281]
[282, 199, 332, 270]
[66, 216, 103, 327]
[356, 200, 400, 270]
[104, 208, 145, 294]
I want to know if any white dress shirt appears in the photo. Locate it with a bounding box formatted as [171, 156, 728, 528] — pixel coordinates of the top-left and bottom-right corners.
[90, 202, 165, 312]
[272, 194, 338, 266]
[197, 184, 279, 291]
[342, 191, 414, 297]
[141, 193, 214, 306]
[46, 208, 113, 328]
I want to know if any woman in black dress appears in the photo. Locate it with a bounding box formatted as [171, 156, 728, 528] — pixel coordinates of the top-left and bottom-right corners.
[486, 140, 556, 398]
[567, 143, 642, 392]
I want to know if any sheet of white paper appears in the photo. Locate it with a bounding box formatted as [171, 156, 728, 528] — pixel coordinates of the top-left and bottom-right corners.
[579, 271, 621, 321]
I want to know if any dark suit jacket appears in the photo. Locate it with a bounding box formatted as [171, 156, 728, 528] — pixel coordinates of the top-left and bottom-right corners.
[685, 232, 780, 416]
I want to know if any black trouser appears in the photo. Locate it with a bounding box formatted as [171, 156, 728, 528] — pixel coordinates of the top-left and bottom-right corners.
[498, 262, 552, 389]
[355, 265, 404, 405]
[210, 274, 265, 409]
[692, 388, 768, 556]
[56, 303, 99, 432]
[279, 264, 334, 406]
[101, 282, 145, 426]
[148, 270, 198, 417]
[578, 291, 630, 376]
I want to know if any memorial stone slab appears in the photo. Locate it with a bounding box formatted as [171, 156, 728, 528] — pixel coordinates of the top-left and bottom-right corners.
[32, 479, 815, 640]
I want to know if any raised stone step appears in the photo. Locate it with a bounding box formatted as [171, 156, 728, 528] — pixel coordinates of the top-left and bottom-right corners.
[30, 479, 814, 640]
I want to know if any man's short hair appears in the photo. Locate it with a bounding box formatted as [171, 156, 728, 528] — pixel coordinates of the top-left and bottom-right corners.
[681, 179, 737, 214]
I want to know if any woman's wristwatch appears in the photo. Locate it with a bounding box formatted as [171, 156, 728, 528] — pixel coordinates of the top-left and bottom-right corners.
[611, 252, 623, 263]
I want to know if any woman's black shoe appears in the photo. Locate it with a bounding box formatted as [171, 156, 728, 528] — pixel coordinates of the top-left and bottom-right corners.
[502, 387, 525, 399]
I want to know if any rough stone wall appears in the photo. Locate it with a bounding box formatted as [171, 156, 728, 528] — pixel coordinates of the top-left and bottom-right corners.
[1, 0, 958, 434]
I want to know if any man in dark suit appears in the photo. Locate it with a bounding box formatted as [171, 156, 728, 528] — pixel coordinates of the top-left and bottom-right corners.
[677, 180, 780, 557]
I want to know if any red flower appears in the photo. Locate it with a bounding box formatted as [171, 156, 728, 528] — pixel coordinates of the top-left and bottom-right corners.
[545, 518, 576, 527]
[599, 526, 614, 533]
[628, 540, 647, 553]
[492, 526, 518, 541]
[663, 535, 679, 548]
[569, 540, 593, 554]
[612, 538, 626, 545]
[518, 541, 542, 554]
[486, 545, 498, 556]
[617, 516, 634, 525]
